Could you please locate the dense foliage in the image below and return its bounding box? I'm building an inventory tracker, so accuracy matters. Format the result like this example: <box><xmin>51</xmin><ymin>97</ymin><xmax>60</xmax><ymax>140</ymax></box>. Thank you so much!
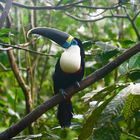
<box><xmin>0</xmin><ymin>0</ymin><xmax>140</xmax><ymax>139</ymax></box>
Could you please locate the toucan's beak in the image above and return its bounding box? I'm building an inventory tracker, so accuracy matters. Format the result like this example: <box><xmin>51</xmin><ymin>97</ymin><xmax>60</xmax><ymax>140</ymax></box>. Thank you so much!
<box><xmin>27</xmin><ymin>27</ymin><xmax>74</xmax><ymax>48</ymax></box>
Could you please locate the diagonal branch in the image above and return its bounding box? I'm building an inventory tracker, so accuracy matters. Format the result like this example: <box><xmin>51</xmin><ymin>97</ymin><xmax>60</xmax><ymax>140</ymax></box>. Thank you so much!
<box><xmin>7</xmin><ymin>49</ymin><xmax>32</xmax><ymax>114</ymax></box>
<box><xmin>0</xmin><ymin>42</ymin><xmax>140</xmax><ymax>139</ymax></box>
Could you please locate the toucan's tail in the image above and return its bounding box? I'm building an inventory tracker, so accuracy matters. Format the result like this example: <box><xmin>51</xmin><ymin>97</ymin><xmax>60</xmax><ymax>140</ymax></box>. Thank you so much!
<box><xmin>57</xmin><ymin>100</ymin><xmax>73</xmax><ymax>127</ymax></box>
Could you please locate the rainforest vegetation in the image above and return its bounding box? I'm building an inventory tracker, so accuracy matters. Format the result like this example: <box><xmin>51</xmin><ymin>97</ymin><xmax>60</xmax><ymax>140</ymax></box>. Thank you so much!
<box><xmin>0</xmin><ymin>0</ymin><xmax>140</xmax><ymax>140</ymax></box>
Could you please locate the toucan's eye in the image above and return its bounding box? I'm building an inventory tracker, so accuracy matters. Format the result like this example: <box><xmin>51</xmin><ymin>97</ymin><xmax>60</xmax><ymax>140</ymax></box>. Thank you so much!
<box><xmin>71</xmin><ymin>39</ymin><xmax>78</xmax><ymax>45</ymax></box>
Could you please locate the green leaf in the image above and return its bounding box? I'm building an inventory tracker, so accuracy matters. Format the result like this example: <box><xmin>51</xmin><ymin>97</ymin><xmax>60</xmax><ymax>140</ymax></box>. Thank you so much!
<box><xmin>96</xmin><ymin>49</ymin><xmax>119</xmax><ymax>64</ymax></box>
<box><xmin>119</xmin><ymin>62</ymin><xmax>129</xmax><ymax>75</ymax></box>
<box><xmin>128</xmin><ymin>70</ymin><xmax>140</xmax><ymax>81</ymax></box>
<box><xmin>78</xmin><ymin>95</ymin><xmax>115</xmax><ymax>140</ymax></box>
<box><xmin>0</xmin><ymin>52</ymin><xmax>9</xmax><ymax>67</ymax></box>
<box><xmin>122</xmin><ymin>83</ymin><xmax>140</xmax><ymax>119</ymax></box>
<box><xmin>95</xmin><ymin>41</ymin><xmax>118</xmax><ymax>51</ymax></box>
<box><xmin>82</xmin><ymin>40</ymin><xmax>95</xmax><ymax>48</ymax></box>
<box><xmin>0</xmin><ymin>28</ymin><xmax>10</xmax><ymax>43</ymax></box>
<box><xmin>0</xmin><ymin>28</ymin><xmax>10</xmax><ymax>37</ymax></box>
<box><xmin>123</xmin><ymin>94</ymin><xmax>140</xmax><ymax>119</ymax></box>
<box><xmin>128</xmin><ymin>52</ymin><xmax>140</xmax><ymax>69</ymax></box>
<box><xmin>81</xmin><ymin>84</ymin><xmax>136</xmax><ymax>140</ymax></box>
<box><xmin>119</xmin><ymin>39</ymin><xmax>136</xmax><ymax>48</ymax></box>
<box><xmin>82</xmin><ymin>83</ymin><xmax>126</xmax><ymax>102</ymax></box>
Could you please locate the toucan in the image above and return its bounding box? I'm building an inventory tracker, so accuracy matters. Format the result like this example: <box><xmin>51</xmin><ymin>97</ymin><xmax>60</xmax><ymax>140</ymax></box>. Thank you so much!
<box><xmin>27</xmin><ymin>27</ymin><xmax>85</xmax><ymax>127</ymax></box>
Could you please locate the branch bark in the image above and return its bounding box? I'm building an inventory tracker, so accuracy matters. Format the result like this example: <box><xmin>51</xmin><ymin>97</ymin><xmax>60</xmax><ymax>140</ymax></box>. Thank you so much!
<box><xmin>7</xmin><ymin>49</ymin><xmax>32</xmax><ymax>114</ymax></box>
<box><xmin>7</xmin><ymin>49</ymin><xmax>34</xmax><ymax>134</ymax></box>
<box><xmin>0</xmin><ymin>42</ymin><xmax>52</xmax><ymax>57</ymax></box>
<box><xmin>65</xmin><ymin>12</ymin><xmax>128</xmax><ymax>22</ymax></box>
<box><xmin>0</xmin><ymin>43</ymin><xmax>140</xmax><ymax>139</ymax></box>
<box><xmin>0</xmin><ymin>0</ymin><xmax>12</xmax><ymax>28</ymax></box>
<box><xmin>0</xmin><ymin>0</ymin><xmax>85</xmax><ymax>10</ymax></box>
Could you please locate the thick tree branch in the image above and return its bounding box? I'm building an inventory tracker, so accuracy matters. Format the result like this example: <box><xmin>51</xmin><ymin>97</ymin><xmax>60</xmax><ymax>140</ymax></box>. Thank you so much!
<box><xmin>0</xmin><ymin>0</ymin><xmax>12</xmax><ymax>28</ymax></box>
<box><xmin>0</xmin><ymin>43</ymin><xmax>140</xmax><ymax>139</ymax></box>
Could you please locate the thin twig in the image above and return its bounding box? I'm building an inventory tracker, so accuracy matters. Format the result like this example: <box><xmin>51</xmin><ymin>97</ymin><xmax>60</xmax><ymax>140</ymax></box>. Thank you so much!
<box><xmin>65</xmin><ymin>12</ymin><xmax>127</xmax><ymax>22</ymax></box>
<box><xmin>122</xmin><ymin>131</ymin><xmax>140</xmax><ymax>140</ymax></box>
<box><xmin>0</xmin><ymin>47</ymin><xmax>12</xmax><ymax>51</ymax></box>
<box><xmin>0</xmin><ymin>43</ymin><xmax>54</xmax><ymax>57</ymax></box>
<box><xmin>18</xmin><ymin>38</ymin><xmax>38</xmax><ymax>48</ymax></box>
<box><xmin>123</xmin><ymin>6</ymin><xmax>140</xmax><ymax>41</ymax></box>
<box><xmin>133</xmin><ymin>10</ymin><xmax>140</xmax><ymax>21</ymax></box>
<box><xmin>0</xmin><ymin>0</ymin><xmax>86</xmax><ymax>10</ymax></box>
<box><xmin>74</xmin><ymin>3</ymin><xmax>120</xmax><ymax>10</ymax></box>
<box><xmin>0</xmin><ymin>62</ymin><xmax>11</xmax><ymax>71</ymax></box>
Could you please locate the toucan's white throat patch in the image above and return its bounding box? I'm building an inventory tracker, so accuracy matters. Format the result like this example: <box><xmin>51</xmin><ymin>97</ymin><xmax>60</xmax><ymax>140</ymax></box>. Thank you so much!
<box><xmin>60</xmin><ymin>45</ymin><xmax>81</xmax><ymax>73</ymax></box>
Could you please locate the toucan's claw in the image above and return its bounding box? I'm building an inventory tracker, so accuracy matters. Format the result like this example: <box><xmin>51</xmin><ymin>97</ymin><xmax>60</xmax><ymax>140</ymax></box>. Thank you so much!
<box><xmin>59</xmin><ymin>89</ymin><xmax>68</xmax><ymax>99</ymax></box>
<box><xmin>75</xmin><ymin>81</ymin><xmax>80</xmax><ymax>88</ymax></box>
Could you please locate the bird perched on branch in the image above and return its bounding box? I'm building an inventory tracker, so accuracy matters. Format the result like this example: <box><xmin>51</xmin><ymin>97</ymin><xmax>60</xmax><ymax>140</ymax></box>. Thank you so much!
<box><xmin>27</xmin><ymin>27</ymin><xmax>85</xmax><ymax>127</ymax></box>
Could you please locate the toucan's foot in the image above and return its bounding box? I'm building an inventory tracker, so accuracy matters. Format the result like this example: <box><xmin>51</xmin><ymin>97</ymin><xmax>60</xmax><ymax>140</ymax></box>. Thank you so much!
<box><xmin>59</xmin><ymin>89</ymin><xmax>68</xmax><ymax>99</ymax></box>
<box><xmin>75</xmin><ymin>81</ymin><xmax>80</xmax><ymax>88</ymax></box>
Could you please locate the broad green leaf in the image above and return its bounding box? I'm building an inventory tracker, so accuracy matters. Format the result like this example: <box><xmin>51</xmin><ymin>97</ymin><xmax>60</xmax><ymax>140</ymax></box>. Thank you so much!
<box><xmin>128</xmin><ymin>70</ymin><xmax>140</xmax><ymax>81</ymax></box>
<box><xmin>89</xmin><ymin>86</ymin><xmax>130</xmax><ymax>140</ymax></box>
<box><xmin>96</xmin><ymin>49</ymin><xmax>119</xmax><ymax>64</ymax></box>
<box><xmin>0</xmin><ymin>28</ymin><xmax>10</xmax><ymax>36</ymax></box>
<box><xmin>81</xmin><ymin>83</ymin><xmax>136</xmax><ymax>140</ymax></box>
<box><xmin>95</xmin><ymin>41</ymin><xmax>118</xmax><ymax>51</ymax></box>
<box><xmin>128</xmin><ymin>52</ymin><xmax>140</xmax><ymax>69</ymax></box>
<box><xmin>0</xmin><ymin>52</ymin><xmax>9</xmax><ymax>66</ymax></box>
<box><xmin>122</xmin><ymin>83</ymin><xmax>140</xmax><ymax>119</ymax></box>
<box><xmin>119</xmin><ymin>62</ymin><xmax>129</xmax><ymax>75</ymax></box>
<box><xmin>78</xmin><ymin>95</ymin><xmax>115</xmax><ymax>140</ymax></box>
<box><xmin>0</xmin><ymin>28</ymin><xmax>10</xmax><ymax>43</ymax></box>
<box><xmin>119</xmin><ymin>39</ymin><xmax>136</xmax><ymax>48</ymax></box>
<box><xmin>82</xmin><ymin>40</ymin><xmax>95</xmax><ymax>48</ymax></box>
<box><xmin>82</xmin><ymin>83</ymin><xmax>126</xmax><ymax>102</ymax></box>
<box><xmin>123</xmin><ymin>94</ymin><xmax>140</xmax><ymax>119</ymax></box>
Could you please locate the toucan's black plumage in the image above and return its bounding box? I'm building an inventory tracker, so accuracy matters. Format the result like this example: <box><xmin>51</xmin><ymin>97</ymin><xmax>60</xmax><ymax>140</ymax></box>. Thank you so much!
<box><xmin>53</xmin><ymin>38</ymin><xmax>85</xmax><ymax>127</ymax></box>
<box><xmin>27</xmin><ymin>27</ymin><xmax>85</xmax><ymax>127</ymax></box>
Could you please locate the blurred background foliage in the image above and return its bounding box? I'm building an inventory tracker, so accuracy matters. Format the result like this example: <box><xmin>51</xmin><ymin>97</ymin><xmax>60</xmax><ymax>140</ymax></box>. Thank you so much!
<box><xmin>0</xmin><ymin>0</ymin><xmax>140</xmax><ymax>139</ymax></box>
